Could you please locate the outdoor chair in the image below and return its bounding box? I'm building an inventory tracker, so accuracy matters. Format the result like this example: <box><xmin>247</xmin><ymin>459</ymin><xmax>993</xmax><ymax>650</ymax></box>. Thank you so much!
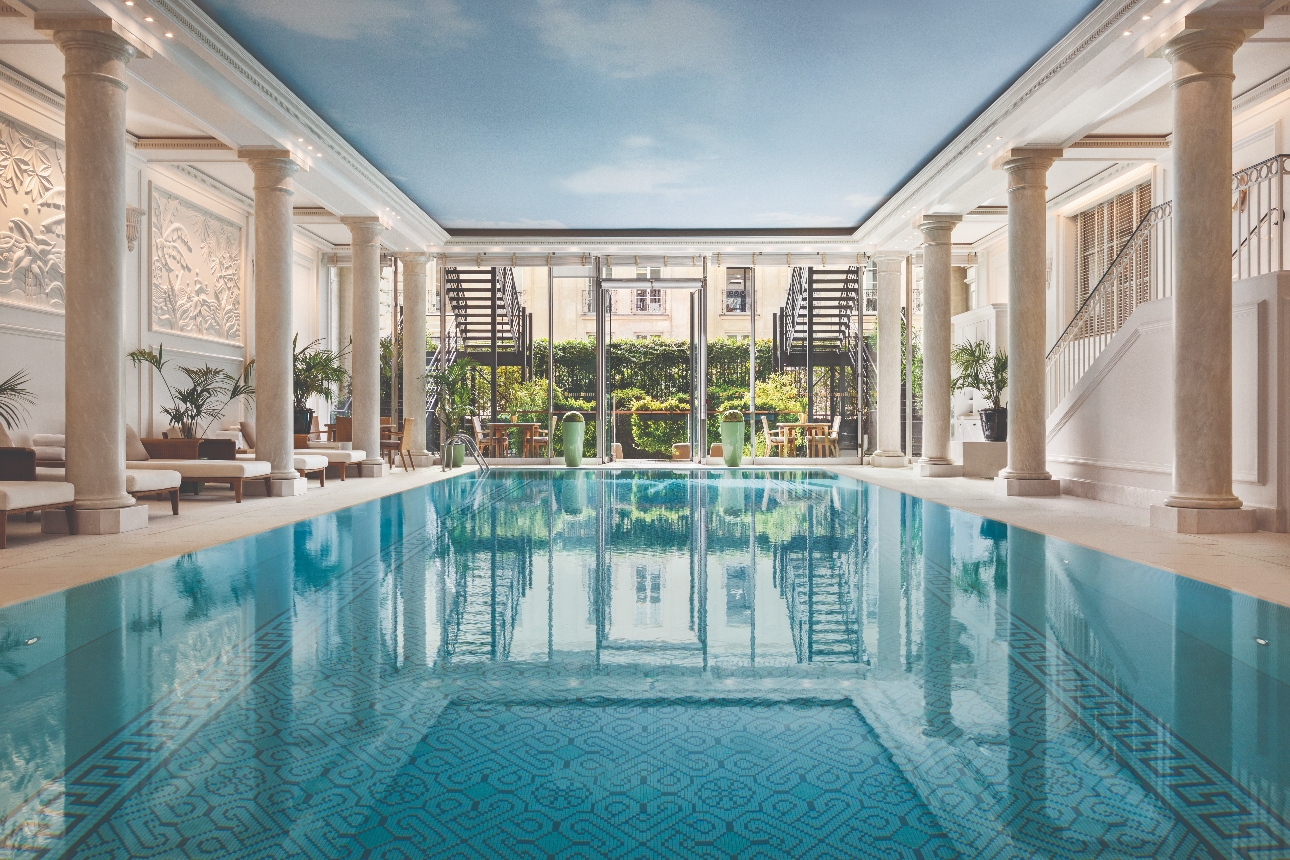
<box><xmin>524</xmin><ymin>420</ymin><xmax>551</xmax><ymax>458</ymax></box>
<box><xmin>802</xmin><ymin>423</ymin><xmax>830</xmax><ymax>458</ymax></box>
<box><xmin>762</xmin><ymin>416</ymin><xmax>790</xmax><ymax>457</ymax></box>
<box><xmin>472</xmin><ymin>416</ymin><xmax>503</xmax><ymax>457</ymax></box>
<box><xmin>381</xmin><ymin>418</ymin><xmax>416</xmax><ymax>471</ymax></box>
<box><xmin>808</xmin><ymin>416</ymin><xmax>842</xmax><ymax>458</ymax></box>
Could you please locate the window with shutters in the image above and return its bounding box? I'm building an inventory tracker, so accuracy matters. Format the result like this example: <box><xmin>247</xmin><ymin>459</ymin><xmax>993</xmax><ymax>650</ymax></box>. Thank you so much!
<box><xmin>1074</xmin><ymin>182</ymin><xmax>1153</xmax><ymax>309</ymax></box>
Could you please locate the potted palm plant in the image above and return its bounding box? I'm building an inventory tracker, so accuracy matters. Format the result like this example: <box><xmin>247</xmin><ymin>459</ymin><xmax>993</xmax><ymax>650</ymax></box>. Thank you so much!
<box><xmin>0</xmin><ymin>368</ymin><xmax>35</xmax><ymax>433</ymax></box>
<box><xmin>426</xmin><ymin>357</ymin><xmax>476</xmax><ymax>468</ymax></box>
<box><xmin>129</xmin><ymin>346</ymin><xmax>255</xmax><ymax>440</ymax></box>
<box><xmin>951</xmin><ymin>339</ymin><xmax>1009</xmax><ymax>442</ymax></box>
<box><xmin>293</xmin><ymin>336</ymin><xmax>349</xmax><ymax>435</ymax></box>
<box><xmin>720</xmin><ymin>409</ymin><xmax>745</xmax><ymax>466</ymax></box>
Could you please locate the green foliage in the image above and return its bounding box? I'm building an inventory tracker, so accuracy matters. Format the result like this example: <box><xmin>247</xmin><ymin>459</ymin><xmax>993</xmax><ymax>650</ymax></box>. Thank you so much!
<box><xmin>951</xmin><ymin>339</ymin><xmax>1008</xmax><ymax>409</ymax></box>
<box><xmin>129</xmin><ymin>345</ymin><xmax>254</xmax><ymax>439</ymax></box>
<box><xmin>426</xmin><ymin>358</ymin><xmax>477</xmax><ymax>436</ymax></box>
<box><xmin>721</xmin><ymin>409</ymin><xmax>743</xmax><ymax>423</ymax></box>
<box><xmin>618</xmin><ymin>390</ymin><xmax>688</xmax><ymax>455</ymax></box>
<box><xmin>562</xmin><ymin>412</ymin><xmax>584</xmax><ymax>423</ymax></box>
<box><xmin>292</xmin><ymin>335</ymin><xmax>348</xmax><ymax>411</ymax></box>
<box><xmin>0</xmin><ymin>367</ymin><xmax>35</xmax><ymax>430</ymax></box>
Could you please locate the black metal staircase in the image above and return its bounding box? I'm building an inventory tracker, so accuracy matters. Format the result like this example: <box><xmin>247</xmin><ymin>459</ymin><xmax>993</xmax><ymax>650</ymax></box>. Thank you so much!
<box><xmin>771</xmin><ymin>266</ymin><xmax>863</xmax><ymax>442</ymax></box>
<box><xmin>444</xmin><ymin>267</ymin><xmax>533</xmax><ymax>375</ymax></box>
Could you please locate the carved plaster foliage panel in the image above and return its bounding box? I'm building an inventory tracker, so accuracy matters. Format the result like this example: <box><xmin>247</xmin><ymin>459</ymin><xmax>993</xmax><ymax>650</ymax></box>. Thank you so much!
<box><xmin>0</xmin><ymin>110</ymin><xmax>64</xmax><ymax>313</ymax></box>
<box><xmin>149</xmin><ymin>183</ymin><xmax>244</xmax><ymax>345</ymax></box>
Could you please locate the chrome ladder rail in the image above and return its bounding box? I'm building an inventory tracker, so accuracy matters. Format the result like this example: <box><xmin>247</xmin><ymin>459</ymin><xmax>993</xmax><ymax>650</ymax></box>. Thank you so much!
<box><xmin>444</xmin><ymin>432</ymin><xmax>490</xmax><ymax>475</ymax></box>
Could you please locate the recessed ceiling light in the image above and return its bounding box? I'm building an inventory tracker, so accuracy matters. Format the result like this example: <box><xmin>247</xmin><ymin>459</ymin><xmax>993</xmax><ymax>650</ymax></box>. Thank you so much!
<box><xmin>164</xmin><ymin>32</ymin><xmax>173</xmax><ymax>37</ymax></box>
<box><xmin>125</xmin><ymin>1</ymin><xmax>133</xmax><ymax>5</ymax></box>
<box><xmin>1123</xmin><ymin>30</ymin><xmax>1132</xmax><ymax>36</ymax></box>
<box><xmin>306</xmin><ymin>145</ymin><xmax>313</xmax><ymax>150</ymax></box>
<box><xmin>1142</xmin><ymin>14</ymin><xmax>1151</xmax><ymax>19</ymax></box>
<box><xmin>977</xmin><ymin>151</ymin><xmax>984</xmax><ymax>155</ymax></box>
<box><xmin>144</xmin><ymin>15</ymin><xmax>153</xmax><ymax>21</ymax></box>
<box><xmin>996</xmin><ymin>136</ymin><xmax>1002</xmax><ymax>141</ymax></box>
<box><xmin>297</xmin><ymin>137</ymin><xmax>304</xmax><ymax>142</ymax></box>
<box><xmin>986</xmin><ymin>144</ymin><xmax>992</xmax><ymax>149</ymax></box>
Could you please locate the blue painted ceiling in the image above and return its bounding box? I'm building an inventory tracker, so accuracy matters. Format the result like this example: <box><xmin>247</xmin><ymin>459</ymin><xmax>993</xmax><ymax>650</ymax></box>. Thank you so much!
<box><xmin>192</xmin><ymin>0</ymin><xmax>1103</xmax><ymax>231</ymax></box>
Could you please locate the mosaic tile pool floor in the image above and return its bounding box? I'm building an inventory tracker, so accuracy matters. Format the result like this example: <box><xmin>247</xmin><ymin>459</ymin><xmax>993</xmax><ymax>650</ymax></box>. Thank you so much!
<box><xmin>0</xmin><ymin>469</ymin><xmax>1287</xmax><ymax>858</ymax></box>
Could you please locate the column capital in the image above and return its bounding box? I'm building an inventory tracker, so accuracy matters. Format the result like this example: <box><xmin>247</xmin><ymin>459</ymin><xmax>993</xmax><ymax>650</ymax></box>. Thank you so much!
<box><xmin>992</xmin><ymin>147</ymin><xmax>1062</xmax><ymax>176</ymax></box>
<box><xmin>395</xmin><ymin>251</ymin><xmax>431</xmax><ymax>271</ymax></box>
<box><xmin>37</xmin><ymin>16</ymin><xmax>151</xmax><ymax>59</ymax></box>
<box><xmin>1148</xmin><ymin>11</ymin><xmax>1262</xmax><ymax>64</ymax></box>
<box><xmin>916</xmin><ymin>214</ymin><xmax>962</xmax><ymax>243</ymax></box>
<box><xmin>238</xmin><ymin>148</ymin><xmax>299</xmax><ymax>190</ymax></box>
<box><xmin>873</xmin><ymin>251</ymin><xmax>906</xmax><ymax>272</ymax></box>
<box><xmin>341</xmin><ymin>216</ymin><xmax>385</xmax><ymax>245</ymax></box>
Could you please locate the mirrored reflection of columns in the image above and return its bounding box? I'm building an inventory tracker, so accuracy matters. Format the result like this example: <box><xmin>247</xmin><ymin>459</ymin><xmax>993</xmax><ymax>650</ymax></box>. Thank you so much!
<box><xmin>1174</xmin><ymin>581</ymin><xmax>1233</xmax><ymax>773</ymax></box>
<box><xmin>341</xmin><ymin>217</ymin><xmax>386</xmax><ymax>476</ymax></box>
<box><xmin>1151</xmin><ymin>12</ymin><xmax>1262</xmax><ymax>534</ymax></box>
<box><xmin>45</xmin><ymin>23</ymin><xmax>147</xmax><ymax>534</ymax></box>
<box><xmin>915</xmin><ymin>215</ymin><xmax>963</xmax><ymax>477</ymax></box>
<box><xmin>1006</xmin><ymin>525</ymin><xmax>1048</xmax><ymax>834</ymax></box>
<box><xmin>872</xmin><ymin>253</ymin><xmax>907</xmax><ymax>467</ymax></box>
<box><xmin>64</xmin><ymin>580</ymin><xmax>125</xmax><ymax>765</ymax></box>
<box><xmin>401</xmin><ymin>492</ymin><xmax>428</xmax><ymax>669</ymax></box>
<box><xmin>876</xmin><ymin>487</ymin><xmax>902</xmax><ymax>671</ymax></box>
<box><xmin>253</xmin><ymin>527</ymin><xmax>294</xmax><ymax>822</ymax></box>
<box><xmin>994</xmin><ymin>148</ymin><xmax>1062</xmax><ymax>497</ymax></box>
<box><xmin>336</xmin><ymin>262</ymin><xmax>353</xmax><ymax>399</ymax></box>
<box><xmin>921</xmin><ymin>500</ymin><xmax>958</xmax><ymax>738</ymax></box>
<box><xmin>241</xmin><ymin>149</ymin><xmax>304</xmax><ymax>495</ymax></box>
<box><xmin>397</xmin><ymin>253</ymin><xmax>432</xmax><ymax>467</ymax></box>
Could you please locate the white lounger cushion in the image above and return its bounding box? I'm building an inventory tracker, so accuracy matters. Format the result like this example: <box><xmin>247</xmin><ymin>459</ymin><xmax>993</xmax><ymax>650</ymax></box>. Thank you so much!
<box><xmin>37</xmin><ymin>468</ymin><xmax>182</xmax><ymax>493</ymax></box>
<box><xmin>294</xmin><ymin>454</ymin><xmax>328</xmax><ymax>471</ymax></box>
<box><xmin>0</xmin><ymin>481</ymin><xmax>73</xmax><ymax>510</ymax></box>
<box><xmin>295</xmin><ymin>449</ymin><xmax>366</xmax><ymax>464</ymax></box>
<box><xmin>131</xmin><ymin>459</ymin><xmax>271</xmax><ymax>479</ymax></box>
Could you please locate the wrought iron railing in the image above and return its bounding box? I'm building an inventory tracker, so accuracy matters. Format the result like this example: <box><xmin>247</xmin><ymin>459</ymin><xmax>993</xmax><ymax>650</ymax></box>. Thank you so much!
<box><xmin>1233</xmin><ymin>154</ymin><xmax>1289</xmax><ymax>280</ymax></box>
<box><xmin>1046</xmin><ymin>202</ymin><xmax>1172</xmax><ymax>413</ymax></box>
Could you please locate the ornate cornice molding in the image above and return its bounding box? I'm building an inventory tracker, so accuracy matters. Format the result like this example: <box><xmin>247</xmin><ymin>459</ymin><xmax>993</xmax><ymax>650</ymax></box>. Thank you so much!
<box><xmin>134</xmin><ymin>137</ymin><xmax>231</xmax><ymax>151</ymax></box>
<box><xmin>150</xmin><ymin>0</ymin><xmax>447</xmax><ymax>244</ymax></box>
<box><xmin>0</xmin><ymin>58</ymin><xmax>63</xmax><ymax>111</ymax></box>
<box><xmin>165</xmin><ymin>163</ymin><xmax>253</xmax><ymax>209</ymax></box>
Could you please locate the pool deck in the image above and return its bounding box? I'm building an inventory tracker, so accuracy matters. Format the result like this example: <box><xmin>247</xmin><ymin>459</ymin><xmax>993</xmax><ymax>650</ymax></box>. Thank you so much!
<box><xmin>0</xmin><ymin>465</ymin><xmax>465</xmax><ymax>608</ymax></box>
<box><xmin>0</xmin><ymin>462</ymin><xmax>1287</xmax><ymax>611</ymax></box>
<box><xmin>835</xmin><ymin>465</ymin><xmax>1290</xmax><ymax>608</ymax></box>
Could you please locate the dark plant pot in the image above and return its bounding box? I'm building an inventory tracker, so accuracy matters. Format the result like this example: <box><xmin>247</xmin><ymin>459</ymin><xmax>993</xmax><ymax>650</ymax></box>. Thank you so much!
<box><xmin>979</xmin><ymin>407</ymin><xmax>1008</xmax><ymax>442</ymax></box>
<box><xmin>293</xmin><ymin>408</ymin><xmax>314</xmax><ymax>436</ymax></box>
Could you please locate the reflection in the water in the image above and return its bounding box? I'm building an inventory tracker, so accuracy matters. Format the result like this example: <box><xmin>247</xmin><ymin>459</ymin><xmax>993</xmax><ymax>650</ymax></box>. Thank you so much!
<box><xmin>0</xmin><ymin>469</ymin><xmax>1287</xmax><ymax>859</ymax></box>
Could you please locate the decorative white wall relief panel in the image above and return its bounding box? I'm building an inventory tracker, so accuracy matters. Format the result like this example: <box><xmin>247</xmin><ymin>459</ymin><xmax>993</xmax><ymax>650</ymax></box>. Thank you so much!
<box><xmin>150</xmin><ymin>185</ymin><xmax>243</xmax><ymax>344</ymax></box>
<box><xmin>0</xmin><ymin>114</ymin><xmax>65</xmax><ymax>311</ymax></box>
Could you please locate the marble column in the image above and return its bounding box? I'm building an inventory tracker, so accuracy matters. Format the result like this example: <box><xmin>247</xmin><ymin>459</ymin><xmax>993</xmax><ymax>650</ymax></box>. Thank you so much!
<box><xmin>342</xmin><ymin>217</ymin><xmax>385</xmax><ymax>476</ymax></box>
<box><xmin>45</xmin><ymin>23</ymin><xmax>147</xmax><ymax>535</ymax></box>
<box><xmin>336</xmin><ymin>263</ymin><xmax>353</xmax><ymax>400</ymax></box>
<box><xmin>871</xmin><ymin>253</ymin><xmax>906</xmax><ymax>467</ymax></box>
<box><xmin>1150</xmin><ymin>12</ymin><xmax>1262</xmax><ymax>534</ymax></box>
<box><xmin>915</xmin><ymin>214</ymin><xmax>963</xmax><ymax>477</ymax></box>
<box><xmin>397</xmin><ymin>252</ymin><xmax>432</xmax><ymax>467</ymax></box>
<box><xmin>240</xmin><ymin>149</ymin><xmax>305</xmax><ymax>496</ymax></box>
<box><xmin>993</xmin><ymin>148</ymin><xmax>1062</xmax><ymax>497</ymax></box>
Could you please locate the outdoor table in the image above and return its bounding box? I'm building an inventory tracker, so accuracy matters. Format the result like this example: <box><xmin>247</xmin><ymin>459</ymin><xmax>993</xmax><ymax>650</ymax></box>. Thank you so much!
<box><xmin>487</xmin><ymin>422</ymin><xmax>541</xmax><ymax>457</ymax></box>
<box><xmin>775</xmin><ymin>421</ymin><xmax>830</xmax><ymax>457</ymax></box>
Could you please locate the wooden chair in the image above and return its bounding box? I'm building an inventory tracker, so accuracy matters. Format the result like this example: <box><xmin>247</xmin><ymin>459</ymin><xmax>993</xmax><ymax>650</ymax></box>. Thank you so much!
<box><xmin>802</xmin><ymin>423</ymin><xmax>831</xmax><ymax>458</ymax></box>
<box><xmin>762</xmin><ymin>416</ymin><xmax>790</xmax><ymax>457</ymax></box>
<box><xmin>309</xmin><ymin>415</ymin><xmax>324</xmax><ymax>441</ymax></box>
<box><xmin>524</xmin><ymin>421</ymin><xmax>551</xmax><ymax>458</ymax></box>
<box><xmin>809</xmin><ymin>416</ymin><xmax>841</xmax><ymax>458</ymax></box>
<box><xmin>472</xmin><ymin>416</ymin><xmax>501</xmax><ymax>457</ymax></box>
<box><xmin>379</xmin><ymin>417</ymin><xmax>415</xmax><ymax>471</ymax></box>
<box><xmin>333</xmin><ymin>417</ymin><xmax>352</xmax><ymax>444</ymax></box>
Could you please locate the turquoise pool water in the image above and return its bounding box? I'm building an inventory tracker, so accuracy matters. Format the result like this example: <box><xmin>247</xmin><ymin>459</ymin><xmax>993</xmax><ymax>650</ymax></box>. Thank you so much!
<box><xmin>0</xmin><ymin>469</ymin><xmax>1286</xmax><ymax>858</ymax></box>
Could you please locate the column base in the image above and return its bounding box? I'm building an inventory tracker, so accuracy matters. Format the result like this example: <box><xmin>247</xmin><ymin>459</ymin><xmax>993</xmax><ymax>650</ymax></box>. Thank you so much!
<box><xmin>269</xmin><ymin>476</ymin><xmax>308</xmax><ymax>497</ymax></box>
<box><xmin>1150</xmin><ymin>505</ymin><xmax>1257</xmax><ymax>534</ymax></box>
<box><xmin>358</xmin><ymin>462</ymin><xmax>387</xmax><ymax>478</ymax></box>
<box><xmin>411</xmin><ymin>452</ymin><xmax>435</xmax><ymax>468</ymax></box>
<box><xmin>869</xmin><ymin>453</ymin><xmax>908</xmax><ymax>468</ymax></box>
<box><xmin>43</xmin><ymin>504</ymin><xmax>150</xmax><ymax>536</ymax></box>
<box><xmin>914</xmin><ymin>462</ymin><xmax>962</xmax><ymax>478</ymax></box>
<box><xmin>995</xmin><ymin>477</ymin><xmax>1061</xmax><ymax>497</ymax></box>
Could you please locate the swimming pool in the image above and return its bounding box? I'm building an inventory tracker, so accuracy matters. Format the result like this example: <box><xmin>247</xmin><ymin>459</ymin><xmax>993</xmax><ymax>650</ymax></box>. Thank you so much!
<box><xmin>0</xmin><ymin>469</ymin><xmax>1286</xmax><ymax>858</ymax></box>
